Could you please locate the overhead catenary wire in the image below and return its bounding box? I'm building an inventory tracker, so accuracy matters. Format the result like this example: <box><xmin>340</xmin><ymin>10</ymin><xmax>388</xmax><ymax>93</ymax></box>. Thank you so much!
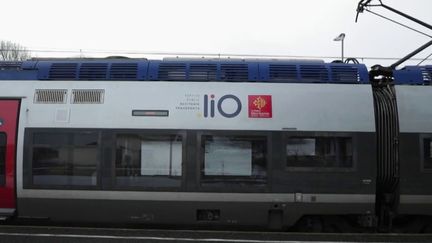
<box><xmin>365</xmin><ymin>9</ymin><xmax>432</xmax><ymax>38</ymax></box>
<box><xmin>417</xmin><ymin>52</ymin><xmax>432</xmax><ymax>66</ymax></box>
<box><xmin>1</xmin><ymin>48</ymin><xmax>431</xmax><ymax>65</ymax></box>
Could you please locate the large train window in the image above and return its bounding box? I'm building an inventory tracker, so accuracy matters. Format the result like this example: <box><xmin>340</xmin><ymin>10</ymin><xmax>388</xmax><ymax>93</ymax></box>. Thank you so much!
<box><xmin>423</xmin><ymin>138</ymin><xmax>432</xmax><ymax>170</ymax></box>
<box><xmin>31</xmin><ymin>131</ymin><xmax>99</xmax><ymax>187</ymax></box>
<box><xmin>286</xmin><ymin>136</ymin><xmax>353</xmax><ymax>169</ymax></box>
<box><xmin>0</xmin><ymin>133</ymin><xmax>5</xmax><ymax>186</ymax></box>
<box><xmin>201</xmin><ymin>135</ymin><xmax>267</xmax><ymax>181</ymax></box>
<box><xmin>115</xmin><ymin>133</ymin><xmax>183</xmax><ymax>188</ymax></box>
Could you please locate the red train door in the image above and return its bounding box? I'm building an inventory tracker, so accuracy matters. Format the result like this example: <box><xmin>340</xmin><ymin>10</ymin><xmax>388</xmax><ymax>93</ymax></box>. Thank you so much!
<box><xmin>0</xmin><ymin>100</ymin><xmax>20</xmax><ymax>218</ymax></box>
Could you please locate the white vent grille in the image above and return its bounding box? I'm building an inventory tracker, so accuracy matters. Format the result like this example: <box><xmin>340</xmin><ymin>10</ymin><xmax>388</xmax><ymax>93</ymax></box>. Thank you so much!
<box><xmin>72</xmin><ymin>89</ymin><xmax>105</xmax><ymax>104</ymax></box>
<box><xmin>34</xmin><ymin>89</ymin><xmax>68</xmax><ymax>104</ymax></box>
<box><xmin>422</xmin><ymin>68</ymin><xmax>432</xmax><ymax>84</ymax></box>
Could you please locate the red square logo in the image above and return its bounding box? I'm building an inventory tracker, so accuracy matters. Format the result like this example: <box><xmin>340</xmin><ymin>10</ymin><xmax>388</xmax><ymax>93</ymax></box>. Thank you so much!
<box><xmin>248</xmin><ymin>95</ymin><xmax>272</xmax><ymax>118</ymax></box>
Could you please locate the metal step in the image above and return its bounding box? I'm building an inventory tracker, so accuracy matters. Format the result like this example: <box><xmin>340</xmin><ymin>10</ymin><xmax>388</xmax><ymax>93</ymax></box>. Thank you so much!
<box><xmin>0</xmin><ymin>208</ymin><xmax>15</xmax><ymax>221</ymax></box>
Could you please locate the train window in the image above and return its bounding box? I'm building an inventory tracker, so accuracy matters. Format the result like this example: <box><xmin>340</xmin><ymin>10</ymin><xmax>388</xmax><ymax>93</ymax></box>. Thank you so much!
<box><xmin>286</xmin><ymin>137</ymin><xmax>353</xmax><ymax>169</ymax></box>
<box><xmin>115</xmin><ymin>134</ymin><xmax>183</xmax><ymax>188</ymax></box>
<box><xmin>423</xmin><ymin>138</ymin><xmax>432</xmax><ymax>170</ymax></box>
<box><xmin>0</xmin><ymin>133</ymin><xmax>5</xmax><ymax>186</ymax></box>
<box><xmin>201</xmin><ymin>135</ymin><xmax>267</xmax><ymax>180</ymax></box>
<box><xmin>31</xmin><ymin>131</ymin><xmax>99</xmax><ymax>187</ymax></box>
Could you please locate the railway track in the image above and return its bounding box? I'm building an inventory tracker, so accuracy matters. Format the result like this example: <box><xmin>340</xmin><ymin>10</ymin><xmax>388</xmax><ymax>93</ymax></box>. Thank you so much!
<box><xmin>0</xmin><ymin>224</ymin><xmax>431</xmax><ymax>243</ymax></box>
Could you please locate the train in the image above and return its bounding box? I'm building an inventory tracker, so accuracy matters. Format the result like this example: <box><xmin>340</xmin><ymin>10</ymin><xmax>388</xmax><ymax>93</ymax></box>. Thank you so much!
<box><xmin>0</xmin><ymin>57</ymin><xmax>431</xmax><ymax>232</ymax></box>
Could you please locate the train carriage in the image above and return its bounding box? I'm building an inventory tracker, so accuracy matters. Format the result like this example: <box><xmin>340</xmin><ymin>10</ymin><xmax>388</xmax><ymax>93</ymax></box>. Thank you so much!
<box><xmin>0</xmin><ymin>59</ymin><xmax>431</xmax><ymax>231</ymax></box>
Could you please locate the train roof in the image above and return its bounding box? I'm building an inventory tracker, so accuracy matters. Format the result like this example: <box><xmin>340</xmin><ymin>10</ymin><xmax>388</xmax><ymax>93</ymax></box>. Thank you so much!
<box><xmin>0</xmin><ymin>59</ymin><xmax>430</xmax><ymax>84</ymax></box>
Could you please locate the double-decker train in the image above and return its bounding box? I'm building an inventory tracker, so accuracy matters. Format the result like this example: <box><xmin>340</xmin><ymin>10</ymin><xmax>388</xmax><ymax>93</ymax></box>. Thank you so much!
<box><xmin>0</xmin><ymin>58</ymin><xmax>431</xmax><ymax>232</ymax></box>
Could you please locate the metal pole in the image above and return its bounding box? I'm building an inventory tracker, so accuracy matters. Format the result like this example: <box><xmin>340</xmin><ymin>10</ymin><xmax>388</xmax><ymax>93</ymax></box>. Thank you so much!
<box><xmin>342</xmin><ymin>39</ymin><xmax>344</xmax><ymax>62</ymax></box>
<box><xmin>333</xmin><ymin>33</ymin><xmax>345</xmax><ymax>62</ymax></box>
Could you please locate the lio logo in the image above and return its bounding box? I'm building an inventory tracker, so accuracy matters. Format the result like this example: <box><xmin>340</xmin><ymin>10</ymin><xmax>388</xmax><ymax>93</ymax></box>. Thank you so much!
<box><xmin>203</xmin><ymin>94</ymin><xmax>242</xmax><ymax>118</ymax></box>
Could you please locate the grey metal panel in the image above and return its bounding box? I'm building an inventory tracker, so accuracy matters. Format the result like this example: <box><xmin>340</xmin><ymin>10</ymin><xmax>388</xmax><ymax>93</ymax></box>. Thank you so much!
<box><xmin>399</xmin><ymin>195</ymin><xmax>432</xmax><ymax>215</ymax></box>
<box><xmin>400</xmin><ymin>194</ymin><xmax>432</xmax><ymax>204</ymax></box>
<box><xmin>17</xmin><ymin>198</ymin><xmax>374</xmax><ymax>227</ymax></box>
<box><xmin>0</xmin><ymin>81</ymin><xmax>375</xmax><ymax>132</ymax></box>
<box><xmin>0</xmin><ymin>208</ymin><xmax>15</xmax><ymax>214</ymax></box>
<box><xmin>5</xmin><ymin>81</ymin><xmax>376</xmax><ymax>200</ymax></box>
<box><xmin>300</xmin><ymin>193</ymin><xmax>374</xmax><ymax>204</ymax></box>
<box><xmin>397</xmin><ymin>86</ymin><xmax>432</xmax><ymax>133</ymax></box>
<box><xmin>18</xmin><ymin>190</ymin><xmax>375</xmax><ymax>203</ymax></box>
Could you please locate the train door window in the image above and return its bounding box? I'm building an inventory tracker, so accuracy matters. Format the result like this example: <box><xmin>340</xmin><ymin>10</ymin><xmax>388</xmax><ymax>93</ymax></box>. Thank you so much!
<box><xmin>115</xmin><ymin>133</ymin><xmax>183</xmax><ymax>188</ymax></box>
<box><xmin>286</xmin><ymin>136</ymin><xmax>353</xmax><ymax>170</ymax></box>
<box><xmin>31</xmin><ymin>131</ymin><xmax>99</xmax><ymax>187</ymax></box>
<box><xmin>0</xmin><ymin>133</ymin><xmax>6</xmax><ymax>186</ymax></box>
<box><xmin>423</xmin><ymin>138</ymin><xmax>432</xmax><ymax>170</ymax></box>
<box><xmin>201</xmin><ymin>135</ymin><xmax>267</xmax><ymax>182</ymax></box>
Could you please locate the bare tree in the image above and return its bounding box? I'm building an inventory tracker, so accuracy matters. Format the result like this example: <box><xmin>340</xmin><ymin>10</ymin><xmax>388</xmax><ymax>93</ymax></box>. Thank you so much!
<box><xmin>0</xmin><ymin>40</ymin><xmax>31</xmax><ymax>61</ymax></box>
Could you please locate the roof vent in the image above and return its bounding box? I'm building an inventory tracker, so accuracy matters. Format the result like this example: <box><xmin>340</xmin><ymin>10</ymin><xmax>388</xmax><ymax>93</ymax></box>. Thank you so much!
<box><xmin>78</xmin><ymin>63</ymin><xmax>108</xmax><ymax>80</ymax></box>
<box><xmin>331</xmin><ymin>66</ymin><xmax>360</xmax><ymax>83</ymax></box>
<box><xmin>220</xmin><ymin>64</ymin><xmax>248</xmax><ymax>81</ymax></box>
<box><xmin>34</xmin><ymin>89</ymin><xmax>68</xmax><ymax>104</ymax></box>
<box><xmin>109</xmin><ymin>63</ymin><xmax>138</xmax><ymax>80</ymax></box>
<box><xmin>299</xmin><ymin>65</ymin><xmax>329</xmax><ymax>82</ymax></box>
<box><xmin>71</xmin><ymin>89</ymin><xmax>104</xmax><ymax>104</ymax></box>
<box><xmin>269</xmin><ymin>64</ymin><xmax>298</xmax><ymax>82</ymax></box>
<box><xmin>421</xmin><ymin>67</ymin><xmax>432</xmax><ymax>85</ymax></box>
<box><xmin>158</xmin><ymin>63</ymin><xmax>187</xmax><ymax>81</ymax></box>
<box><xmin>48</xmin><ymin>63</ymin><xmax>77</xmax><ymax>80</ymax></box>
<box><xmin>0</xmin><ymin>62</ymin><xmax>22</xmax><ymax>70</ymax></box>
<box><xmin>189</xmin><ymin>64</ymin><xmax>217</xmax><ymax>81</ymax></box>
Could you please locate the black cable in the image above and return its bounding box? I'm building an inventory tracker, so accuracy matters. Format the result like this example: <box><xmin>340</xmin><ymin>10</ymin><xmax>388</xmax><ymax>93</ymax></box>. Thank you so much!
<box><xmin>344</xmin><ymin>58</ymin><xmax>360</xmax><ymax>64</ymax></box>
<box><xmin>365</xmin><ymin>9</ymin><xmax>432</xmax><ymax>38</ymax></box>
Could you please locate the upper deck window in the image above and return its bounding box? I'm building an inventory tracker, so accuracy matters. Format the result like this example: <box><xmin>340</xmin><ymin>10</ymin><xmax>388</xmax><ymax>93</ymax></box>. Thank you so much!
<box><xmin>286</xmin><ymin>137</ymin><xmax>353</xmax><ymax>169</ymax></box>
<box><xmin>115</xmin><ymin>133</ymin><xmax>183</xmax><ymax>188</ymax></box>
<box><xmin>31</xmin><ymin>131</ymin><xmax>99</xmax><ymax>187</ymax></box>
<box><xmin>201</xmin><ymin>135</ymin><xmax>267</xmax><ymax>182</ymax></box>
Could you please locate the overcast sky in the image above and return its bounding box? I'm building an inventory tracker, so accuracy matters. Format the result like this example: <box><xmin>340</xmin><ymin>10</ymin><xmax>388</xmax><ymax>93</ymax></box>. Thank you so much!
<box><xmin>1</xmin><ymin>0</ymin><xmax>431</xmax><ymax>67</ymax></box>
